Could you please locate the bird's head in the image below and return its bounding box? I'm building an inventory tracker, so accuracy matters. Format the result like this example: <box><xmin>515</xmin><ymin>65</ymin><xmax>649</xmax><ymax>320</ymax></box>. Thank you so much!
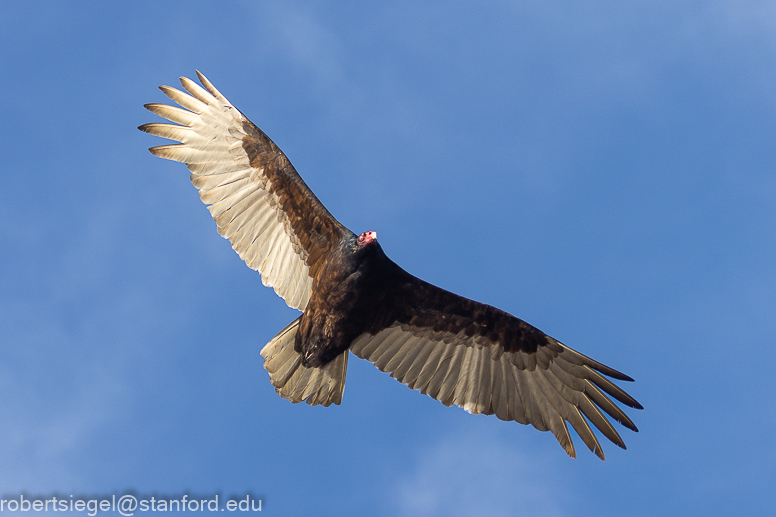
<box><xmin>356</xmin><ymin>231</ymin><xmax>377</xmax><ymax>247</ymax></box>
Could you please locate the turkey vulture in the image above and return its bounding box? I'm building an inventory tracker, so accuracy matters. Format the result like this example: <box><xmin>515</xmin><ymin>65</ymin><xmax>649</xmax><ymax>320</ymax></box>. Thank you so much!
<box><xmin>139</xmin><ymin>71</ymin><xmax>642</xmax><ymax>460</ymax></box>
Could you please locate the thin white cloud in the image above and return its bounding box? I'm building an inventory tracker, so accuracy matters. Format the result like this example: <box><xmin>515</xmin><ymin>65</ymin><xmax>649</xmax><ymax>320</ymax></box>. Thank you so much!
<box><xmin>0</xmin><ymin>195</ymin><xmax>172</xmax><ymax>489</ymax></box>
<box><xmin>391</xmin><ymin>431</ymin><xmax>568</xmax><ymax>517</ymax></box>
<box><xmin>241</xmin><ymin>1</ymin><xmax>349</xmax><ymax>94</ymax></box>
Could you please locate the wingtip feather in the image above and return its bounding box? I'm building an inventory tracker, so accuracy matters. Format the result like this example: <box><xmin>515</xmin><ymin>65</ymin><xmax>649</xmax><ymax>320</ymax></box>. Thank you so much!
<box><xmin>194</xmin><ymin>70</ymin><xmax>230</xmax><ymax>104</ymax></box>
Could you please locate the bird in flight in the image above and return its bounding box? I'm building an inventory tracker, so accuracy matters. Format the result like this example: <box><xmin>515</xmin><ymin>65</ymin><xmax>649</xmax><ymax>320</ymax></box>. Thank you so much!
<box><xmin>139</xmin><ymin>72</ymin><xmax>642</xmax><ymax>460</ymax></box>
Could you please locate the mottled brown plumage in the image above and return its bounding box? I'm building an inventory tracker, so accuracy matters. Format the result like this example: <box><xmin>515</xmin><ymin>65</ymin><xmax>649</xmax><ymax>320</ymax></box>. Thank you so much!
<box><xmin>140</xmin><ymin>71</ymin><xmax>642</xmax><ymax>459</ymax></box>
<box><xmin>239</xmin><ymin>119</ymin><xmax>350</xmax><ymax>282</ymax></box>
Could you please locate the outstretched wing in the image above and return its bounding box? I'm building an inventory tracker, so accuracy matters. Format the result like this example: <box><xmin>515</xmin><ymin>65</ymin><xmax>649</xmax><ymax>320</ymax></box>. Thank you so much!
<box><xmin>350</xmin><ymin>268</ymin><xmax>642</xmax><ymax>460</ymax></box>
<box><xmin>139</xmin><ymin>71</ymin><xmax>352</xmax><ymax>311</ymax></box>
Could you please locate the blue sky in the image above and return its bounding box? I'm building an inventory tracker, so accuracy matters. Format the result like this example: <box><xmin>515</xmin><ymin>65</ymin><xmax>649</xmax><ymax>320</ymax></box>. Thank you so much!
<box><xmin>2</xmin><ymin>1</ymin><xmax>775</xmax><ymax>515</ymax></box>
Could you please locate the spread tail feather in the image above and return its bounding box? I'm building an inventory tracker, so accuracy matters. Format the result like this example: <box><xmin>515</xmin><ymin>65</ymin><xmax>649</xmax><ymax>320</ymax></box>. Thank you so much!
<box><xmin>260</xmin><ymin>317</ymin><xmax>348</xmax><ymax>406</ymax></box>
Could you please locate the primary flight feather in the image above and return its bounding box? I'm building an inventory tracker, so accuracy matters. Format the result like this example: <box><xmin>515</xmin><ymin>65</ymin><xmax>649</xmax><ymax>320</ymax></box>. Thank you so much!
<box><xmin>139</xmin><ymin>71</ymin><xmax>642</xmax><ymax>460</ymax></box>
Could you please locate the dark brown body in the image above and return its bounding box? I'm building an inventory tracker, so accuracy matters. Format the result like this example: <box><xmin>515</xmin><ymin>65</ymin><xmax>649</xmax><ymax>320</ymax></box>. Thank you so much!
<box><xmin>297</xmin><ymin>237</ymin><xmax>391</xmax><ymax>367</ymax></box>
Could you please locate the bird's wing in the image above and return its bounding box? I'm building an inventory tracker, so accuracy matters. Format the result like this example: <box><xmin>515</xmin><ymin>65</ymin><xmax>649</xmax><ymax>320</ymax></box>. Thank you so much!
<box><xmin>139</xmin><ymin>72</ymin><xmax>351</xmax><ymax>311</ymax></box>
<box><xmin>350</xmin><ymin>269</ymin><xmax>642</xmax><ymax>460</ymax></box>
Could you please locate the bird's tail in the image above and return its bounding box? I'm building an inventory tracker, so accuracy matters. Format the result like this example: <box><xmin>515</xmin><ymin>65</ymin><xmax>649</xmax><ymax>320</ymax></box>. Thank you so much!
<box><xmin>260</xmin><ymin>317</ymin><xmax>348</xmax><ymax>406</ymax></box>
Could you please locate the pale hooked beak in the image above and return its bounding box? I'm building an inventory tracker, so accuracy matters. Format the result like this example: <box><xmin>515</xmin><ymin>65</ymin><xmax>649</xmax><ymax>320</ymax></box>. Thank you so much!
<box><xmin>357</xmin><ymin>231</ymin><xmax>377</xmax><ymax>246</ymax></box>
